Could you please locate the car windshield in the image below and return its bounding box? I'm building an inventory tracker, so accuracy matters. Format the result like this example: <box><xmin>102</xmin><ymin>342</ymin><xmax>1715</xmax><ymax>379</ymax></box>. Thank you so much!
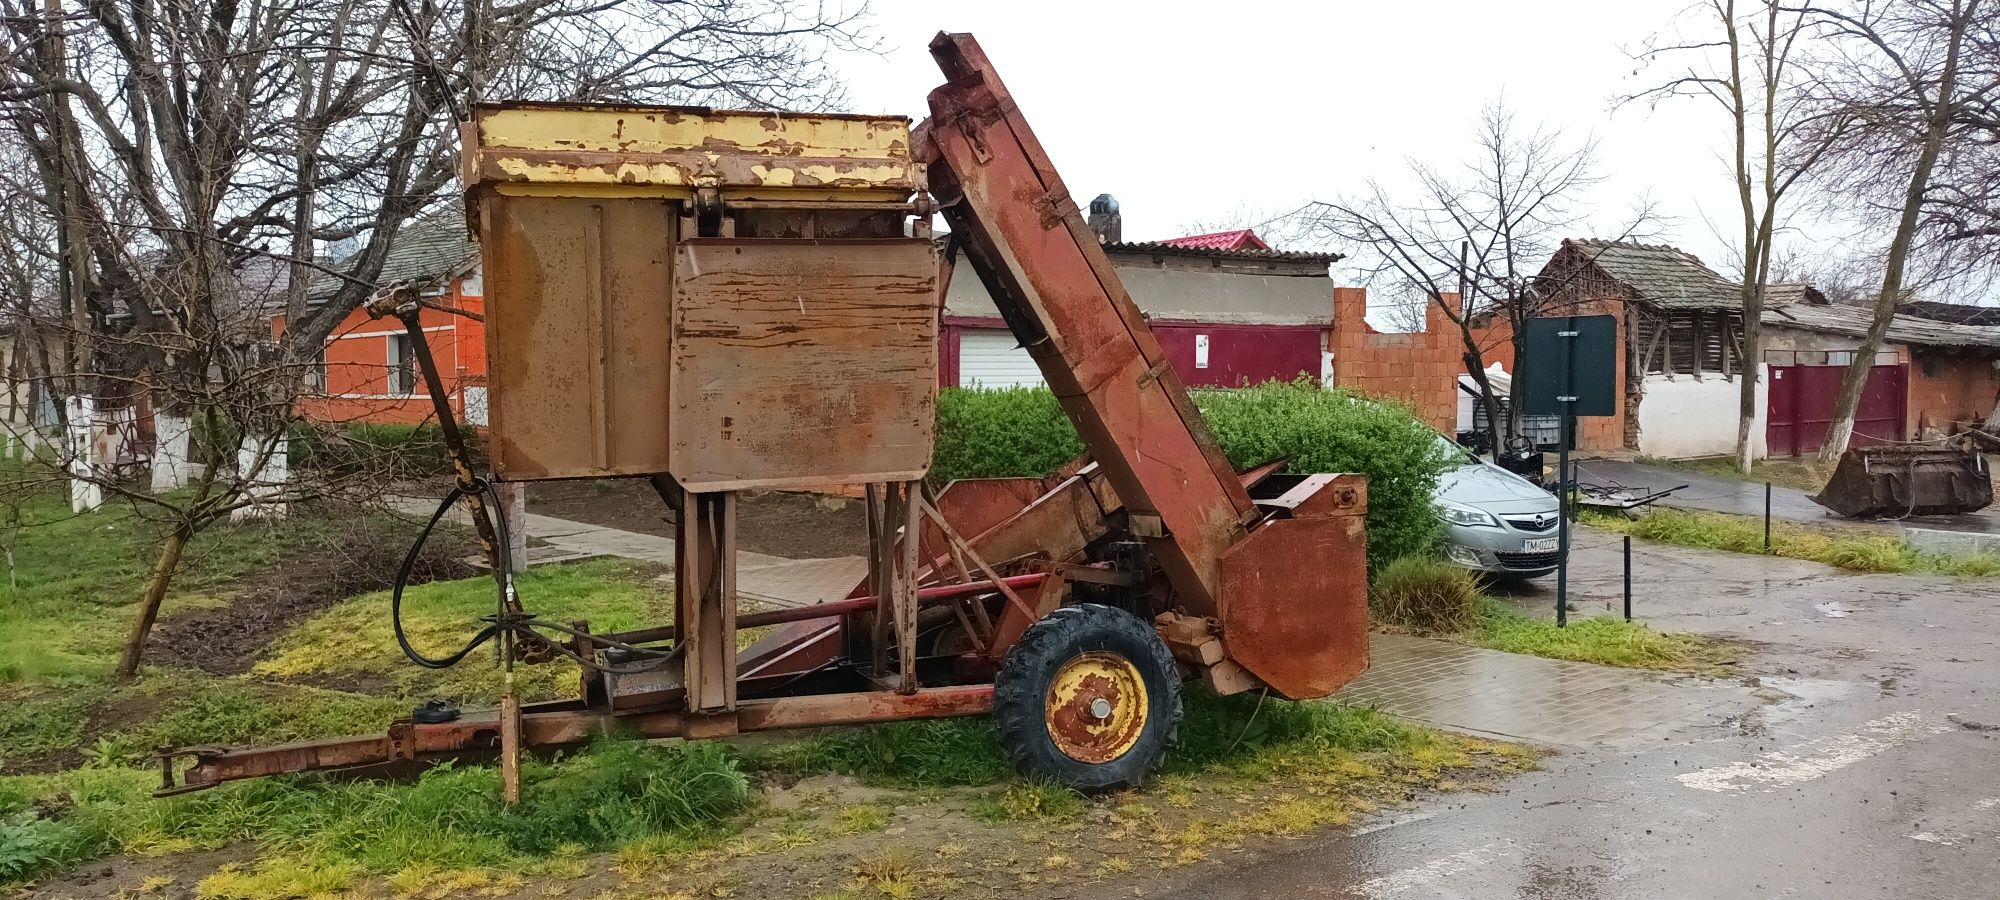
<box><xmin>1431</xmin><ymin>431</ymin><xmax>1480</xmax><ymax>468</ymax></box>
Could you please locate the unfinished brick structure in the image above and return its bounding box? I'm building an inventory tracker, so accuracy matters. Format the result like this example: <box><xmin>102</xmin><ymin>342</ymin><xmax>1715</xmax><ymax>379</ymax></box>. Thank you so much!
<box><xmin>1330</xmin><ymin>287</ymin><xmax>1463</xmax><ymax>430</ymax></box>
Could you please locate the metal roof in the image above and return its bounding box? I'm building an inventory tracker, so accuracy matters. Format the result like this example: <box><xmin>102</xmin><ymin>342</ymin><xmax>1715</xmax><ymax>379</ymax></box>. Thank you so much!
<box><xmin>1103</xmin><ymin>239</ymin><xmax>1342</xmax><ymax>264</ymax></box>
<box><xmin>1762</xmin><ymin>303</ymin><xmax>2000</xmax><ymax>351</ymax></box>
<box><xmin>1562</xmin><ymin>238</ymin><xmax>1742</xmax><ymax>311</ymax></box>
<box><xmin>305</xmin><ymin>209</ymin><xmax>476</xmax><ymax>305</ymax></box>
<box><xmin>1158</xmin><ymin>229</ymin><xmax>1271</xmax><ymax>252</ymax></box>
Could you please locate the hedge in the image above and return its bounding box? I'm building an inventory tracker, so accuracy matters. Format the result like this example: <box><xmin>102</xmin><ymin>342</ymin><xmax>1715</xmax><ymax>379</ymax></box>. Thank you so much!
<box><xmin>289</xmin><ymin>421</ymin><xmax>484</xmax><ymax>478</ymax></box>
<box><xmin>931</xmin><ymin>381</ymin><xmax>1452</xmax><ymax>572</ymax></box>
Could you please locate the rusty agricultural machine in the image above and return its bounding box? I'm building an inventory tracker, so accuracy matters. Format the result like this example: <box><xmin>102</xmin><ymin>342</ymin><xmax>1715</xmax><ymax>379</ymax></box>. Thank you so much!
<box><xmin>159</xmin><ymin>33</ymin><xmax>1371</xmax><ymax>797</ymax></box>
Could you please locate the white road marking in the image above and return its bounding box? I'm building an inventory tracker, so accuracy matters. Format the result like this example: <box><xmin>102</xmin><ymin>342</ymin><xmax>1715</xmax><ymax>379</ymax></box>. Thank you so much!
<box><xmin>1975</xmin><ymin>797</ymin><xmax>2000</xmax><ymax>811</ymax></box>
<box><xmin>1357</xmin><ymin>842</ymin><xmax>1501</xmax><ymax>897</ymax></box>
<box><xmin>1677</xmin><ymin>712</ymin><xmax>1953</xmax><ymax>793</ymax></box>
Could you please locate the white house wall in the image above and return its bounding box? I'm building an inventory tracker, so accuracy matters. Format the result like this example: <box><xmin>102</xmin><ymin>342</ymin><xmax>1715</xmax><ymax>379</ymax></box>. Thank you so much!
<box><xmin>1635</xmin><ymin>365</ymin><xmax>1768</xmax><ymax>459</ymax></box>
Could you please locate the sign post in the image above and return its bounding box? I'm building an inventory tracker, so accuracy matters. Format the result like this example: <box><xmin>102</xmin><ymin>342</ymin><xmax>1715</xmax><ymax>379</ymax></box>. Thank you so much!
<box><xmin>1521</xmin><ymin>315</ymin><xmax>1617</xmax><ymax>627</ymax></box>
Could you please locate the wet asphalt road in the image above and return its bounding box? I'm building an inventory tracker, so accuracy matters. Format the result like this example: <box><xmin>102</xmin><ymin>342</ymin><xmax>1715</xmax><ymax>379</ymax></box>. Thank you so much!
<box><xmin>1159</xmin><ymin>530</ymin><xmax>2000</xmax><ymax>899</ymax></box>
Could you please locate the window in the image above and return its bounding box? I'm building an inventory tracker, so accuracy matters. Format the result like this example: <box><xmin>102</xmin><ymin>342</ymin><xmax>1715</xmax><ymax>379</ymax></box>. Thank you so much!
<box><xmin>304</xmin><ymin>348</ymin><xmax>327</xmax><ymax>393</ymax></box>
<box><xmin>387</xmin><ymin>335</ymin><xmax>416</xmax><ymax>395</ymax></box>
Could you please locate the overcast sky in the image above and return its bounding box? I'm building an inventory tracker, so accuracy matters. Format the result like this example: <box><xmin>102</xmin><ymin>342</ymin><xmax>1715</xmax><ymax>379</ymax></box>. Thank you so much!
<box><xmin>836</xmin><ymin>0</ymin><xmax>1832</xmax><ymax>297</ymax></box>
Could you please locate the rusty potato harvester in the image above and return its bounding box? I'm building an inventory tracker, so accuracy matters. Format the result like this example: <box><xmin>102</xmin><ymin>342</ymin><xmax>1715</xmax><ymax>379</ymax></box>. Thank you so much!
<box><xmin>158</xmin><ymin>33</ymin><xmax>1372</xmax><ymax>797</ymax></box>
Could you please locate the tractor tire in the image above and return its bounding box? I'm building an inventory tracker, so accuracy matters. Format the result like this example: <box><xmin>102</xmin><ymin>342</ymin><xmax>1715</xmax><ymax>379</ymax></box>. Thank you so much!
<box><xmin>992</xmin><ymin>603</ymin><xmax>1181</xmax><ymax>792</ymax></box>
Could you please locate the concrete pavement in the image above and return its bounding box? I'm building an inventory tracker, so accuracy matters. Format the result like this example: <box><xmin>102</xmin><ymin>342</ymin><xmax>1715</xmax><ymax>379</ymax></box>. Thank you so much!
<box><xmin>1161</xmin><ymin>530</ymin><xmax>2000</xmax><ymax>900</ymax></box>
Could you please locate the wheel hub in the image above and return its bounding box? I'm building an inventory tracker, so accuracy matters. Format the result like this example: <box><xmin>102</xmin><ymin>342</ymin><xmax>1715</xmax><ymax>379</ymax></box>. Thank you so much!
<box><xmin>1045</xmin><ymin>651</ymin><xmax>1149</xmax><ymax>764</ymax></box>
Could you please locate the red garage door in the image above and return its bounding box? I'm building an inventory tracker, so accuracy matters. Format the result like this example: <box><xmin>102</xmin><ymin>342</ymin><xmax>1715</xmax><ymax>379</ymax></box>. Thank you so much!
<box><xmin>1766</xmin><ymin>363</ymin><xmax>1907</xmax><ymax>457</ymax></box>
<box><xmin>1152</xmin><ymin>324</ymin><xmax>1324</xmax><ymax>388</ymax></box>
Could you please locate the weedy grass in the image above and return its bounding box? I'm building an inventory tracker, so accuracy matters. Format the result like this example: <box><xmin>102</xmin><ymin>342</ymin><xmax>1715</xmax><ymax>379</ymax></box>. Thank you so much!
<box><xmin>1581</xmin><ymin>506</ymin><xmax>2000</xmax><ymax>576</ymax></box>
<box><xmin>1464</xmin><ymin>599</ymin><xmax>1740</xmax><ymax>674</ymax></box>
<box><xmin>255</xmin><ymin>558</ymin><xmax>668</xmax><ymax>704</ymax></box>
<box><xmin>0</xmin><ymin>738</ymin><xmax>748</xmax><ymax>890</ymax></box>
<box><xmin>1369</xmin><ymin>556</ymin><xmax>1482</xmax><ymax>633</ymax></box>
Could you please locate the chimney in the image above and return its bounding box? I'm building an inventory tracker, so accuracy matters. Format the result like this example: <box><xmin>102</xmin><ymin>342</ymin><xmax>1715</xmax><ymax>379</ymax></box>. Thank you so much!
<box><xmin>1086</xmin><ymin>193</ymin><xmax>1121</xmax><ymax>244</ymax></box>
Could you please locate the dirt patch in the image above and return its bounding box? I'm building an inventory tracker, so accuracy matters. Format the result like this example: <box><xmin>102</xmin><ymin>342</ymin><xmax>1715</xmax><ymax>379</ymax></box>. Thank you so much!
<box><xmin>152</xmin><ymin>519</ymin><xmax>477</xmax><ymax>675</ymax></box>
<box><xmin>528</xmin><ymin>479</ymin><xmax>868</xmax><ymax>559</ymax></box>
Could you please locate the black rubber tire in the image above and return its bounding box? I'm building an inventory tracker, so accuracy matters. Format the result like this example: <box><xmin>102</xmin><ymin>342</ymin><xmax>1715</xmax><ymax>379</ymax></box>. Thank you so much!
<box><xmin>992</xmin><ymin>603</ymin><xmax>1181</xmax><ymax>792</ymax></box>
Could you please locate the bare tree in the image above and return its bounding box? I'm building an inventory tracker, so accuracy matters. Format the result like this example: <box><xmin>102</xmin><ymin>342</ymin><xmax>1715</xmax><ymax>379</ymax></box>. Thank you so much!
<box><xmin>1292</xmin><ymin>102</ymin><xmax>1649</xmax><ymax>454</ymax></box>
<box><xmin>1630</xmin><ymin>0</ymin><xmax>1853</xmax><ymax>473</ymax></box>
<box><xmin>1801</xmin><ymin>0</ymin><xmax>1991</xmax><ymax>459</ymax></box>
<box><xmin>0</xmin><ymin>0</ymin><xmax>871</xmax><ymax>676</ymax></box>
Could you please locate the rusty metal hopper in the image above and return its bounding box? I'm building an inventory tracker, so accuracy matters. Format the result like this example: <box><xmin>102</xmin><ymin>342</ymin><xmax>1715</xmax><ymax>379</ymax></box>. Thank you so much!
<box><xmin>1810</xmin><ymin>445</ymin><xmax>1993</xmax><ymax>518</ymax></box>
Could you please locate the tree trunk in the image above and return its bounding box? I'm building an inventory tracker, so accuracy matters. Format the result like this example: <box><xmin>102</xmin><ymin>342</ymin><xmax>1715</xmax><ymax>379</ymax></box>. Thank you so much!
<box><xmin>1818</xmin><ymin>1</ymin><xmax>1972</xmax><ymax>462</ymax></box>
<box><xmin>117</xmin><ymin>522</ymin><xmax>192</xmax><ymax>678</ymax></box>
<box><xmin>1736</xmin><ymin>311</ymin><xmax>1762</xmax><ymax>473</ymax></box>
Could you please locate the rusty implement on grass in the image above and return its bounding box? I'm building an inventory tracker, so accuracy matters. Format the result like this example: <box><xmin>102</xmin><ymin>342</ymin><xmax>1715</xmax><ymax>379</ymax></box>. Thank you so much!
<box><xmin>1811</xmin><ymin>444</ymin><xmax>1993</xmax><ymax>518</ymax></box>
<box><xmin>159</xmin><ymin>34</ymin><xmax>1372</xmax><ymax>799</ymax></box>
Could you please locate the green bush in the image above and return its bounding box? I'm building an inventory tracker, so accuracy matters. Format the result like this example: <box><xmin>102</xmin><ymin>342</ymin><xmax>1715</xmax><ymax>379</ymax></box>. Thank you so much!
<box><xmin>931</xmin><ymin>387</ymin><xmax>1084</xmax><ymax>483</ymax></box>
<box><xmin>932</xmin><ymin>381</ymin><xmax>1452</xmax><ymax>571</ymax></box>
<box><xmin>1368</xmin><ymin>556</ymin><xmax>1481</xmax><ymax>634</ymax></box>
<box><xmin>1197</xmin><ymin>382</ymin><xmax>1453</xmax><ymax>571</ymax></box>
<box><xmin>289</xmin><ymin>421</ymin><xmax>484</xmax><ymax>478</ymax></box>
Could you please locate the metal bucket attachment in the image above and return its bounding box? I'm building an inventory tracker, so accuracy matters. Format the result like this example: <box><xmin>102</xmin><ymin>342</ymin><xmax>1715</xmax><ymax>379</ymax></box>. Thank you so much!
<box><xmin>1810</xmin><ymin>445</ymin><xmax>1993</xmax><ymax>518</ymax></box>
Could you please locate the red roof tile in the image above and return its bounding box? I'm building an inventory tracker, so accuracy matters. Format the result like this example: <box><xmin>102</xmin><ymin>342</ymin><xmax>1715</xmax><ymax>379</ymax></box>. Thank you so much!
<box><xmin>1159</xmin><ymin>229</ymin><xmax>1271</xmax><ymax>251</ymax></box>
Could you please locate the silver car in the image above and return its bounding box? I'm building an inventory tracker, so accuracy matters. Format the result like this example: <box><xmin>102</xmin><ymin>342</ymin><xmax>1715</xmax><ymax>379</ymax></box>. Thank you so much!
<box><xmin>1432</xmin><ymin>437</ymin><xmax>1563</xmax><ymax>581</ymax></box>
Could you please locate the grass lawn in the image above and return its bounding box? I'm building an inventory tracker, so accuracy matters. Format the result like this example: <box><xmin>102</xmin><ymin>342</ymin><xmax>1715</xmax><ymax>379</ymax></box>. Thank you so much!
<box><xmin>0</xmin><ymin>486</ymin><xmax>309</xmax><ymax>683</ymax></box>
<box><xmin>1581</xmin><ymin>506</ymin><xmax>2000</xmax><ymax>576</ymax></box>
<box><xmin>256</xmin><ymin>558</ymin><xmax>669</xmax><ymax>705</ymax></box>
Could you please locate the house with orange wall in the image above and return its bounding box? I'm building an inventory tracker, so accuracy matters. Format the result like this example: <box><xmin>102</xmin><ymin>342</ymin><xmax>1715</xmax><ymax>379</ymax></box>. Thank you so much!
<box><xmin>292</xmin><ymin>214</ymin><xmax>489</xmax><ymax>426</ymax></box>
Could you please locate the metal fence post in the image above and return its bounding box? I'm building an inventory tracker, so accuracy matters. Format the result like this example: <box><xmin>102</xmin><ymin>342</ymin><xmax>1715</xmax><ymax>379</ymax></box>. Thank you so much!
<box><xmin>1622</xmin><ymin>535</ymin><xmax>1632</xmax><ymax>622</ymax></box>
<box><xmin>1764</xmin><ymin>481</ymin><xmax>1772</xmax><ymax>553</ymax></box>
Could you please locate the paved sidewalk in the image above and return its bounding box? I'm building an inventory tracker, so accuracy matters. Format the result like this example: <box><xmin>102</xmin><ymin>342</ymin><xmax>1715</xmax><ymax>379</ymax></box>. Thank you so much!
<box><xmin>1334</xmin><ymin>633</ymin><xmax>1768</xmax><ymax>748</ymax></box>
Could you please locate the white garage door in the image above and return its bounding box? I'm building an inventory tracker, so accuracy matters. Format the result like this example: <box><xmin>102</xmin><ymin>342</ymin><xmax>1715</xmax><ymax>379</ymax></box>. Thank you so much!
<box><xmin>958</xmin><ymin>329</ymin><xmax>1044</xmax><ymax>388</ymax></box>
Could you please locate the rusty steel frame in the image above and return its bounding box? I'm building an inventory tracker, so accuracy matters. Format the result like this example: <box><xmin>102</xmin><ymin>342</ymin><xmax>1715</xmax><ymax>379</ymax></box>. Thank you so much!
<box><xmin>156</xmin><ymin>34</ymin><xmax>1376</xmax><ymax>797</ymax></box>
<box><xmin>915</xmin><ymin>33</ymin><xmax>1254</xmax><ymax>620</ymax></box>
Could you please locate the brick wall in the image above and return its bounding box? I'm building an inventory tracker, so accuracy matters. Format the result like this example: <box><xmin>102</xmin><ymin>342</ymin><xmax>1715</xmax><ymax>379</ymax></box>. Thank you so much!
<box><xmin>1906</xmin><ymin>349</ymin><xmax>2000</xmax><ymax>439</ymax></box>
<box><xmin>1453</xmin><ymin>298</ymin><xmax>1629</xmax><ymax>452</ymax></box>
<box><xmin>1330</xmin><ymin>287</ymin><xmax>1461</xmax><ymax>430</ymax></box>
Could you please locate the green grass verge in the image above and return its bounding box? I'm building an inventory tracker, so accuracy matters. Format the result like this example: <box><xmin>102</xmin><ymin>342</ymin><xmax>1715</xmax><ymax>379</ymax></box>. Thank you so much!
<box><xmin>255</xmin><ymin>558</ymin><xmax>669</xmax><ymax>704</ymax></box>
<box><xmin>1582</xmin><ymin>506</ymin><xmax>2000</xmax><ymax>576</ymax></box>
<box><xmin>0</xmin><ymin>672</ymin><xmax>404</xmax><ymax>772</ymax></box>
<box><xmin>1463</xmin><ymin>599</ymin><xmax>1740</xmax><ymax>673</ymax></box>
<box><xmin>0</xmin><ymin>737</ymin><xmax>748</xmax><ymax>890</ymax></box>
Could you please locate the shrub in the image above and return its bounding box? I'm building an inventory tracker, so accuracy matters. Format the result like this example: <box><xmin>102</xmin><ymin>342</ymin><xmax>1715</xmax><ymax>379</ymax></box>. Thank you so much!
<box><xmin>289</xmin><ymin>421</ymin><xmax>484</xmax><ymax>479</ymax></box>
<box><xmin>931</xmin><ymin>387</ymin><xmax>1084</xmax><ymax>483</ymax></box>
<box><xmin>932</xmin><ymin>381</ymin><xmax>1453</xmax><ymax>571</ymax></box>
<box><xmin>1197</xmin><ymin>381</ymin><xmax>1453</xmax><ymax>571</ymax></box>
<box><xmin>1368</xmin><ymin>556</ymin><xmax>1481</xmax><ymax>634</ymax></box>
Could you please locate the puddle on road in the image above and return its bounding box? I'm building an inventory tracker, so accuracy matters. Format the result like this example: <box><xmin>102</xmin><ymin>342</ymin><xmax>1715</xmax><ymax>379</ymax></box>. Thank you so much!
<box><xmin>1815</xmin><ymin>601</ymin><xmax>1851</xmax><ymax>618</ymax></box>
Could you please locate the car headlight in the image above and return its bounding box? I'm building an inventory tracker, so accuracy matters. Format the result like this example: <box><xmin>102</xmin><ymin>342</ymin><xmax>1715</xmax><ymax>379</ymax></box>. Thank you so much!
<box><xmin>1433</xmin><ymin>499</ymin><xmax>1501</xmax><ymax>528</ymax></box>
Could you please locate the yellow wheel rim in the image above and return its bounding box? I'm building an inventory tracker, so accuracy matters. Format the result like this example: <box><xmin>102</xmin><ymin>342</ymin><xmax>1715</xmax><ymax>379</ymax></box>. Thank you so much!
<box><xmin>1044</xmin><ymin>651</ymin><xmax>1149</xmax><ymax>764</ymax></box>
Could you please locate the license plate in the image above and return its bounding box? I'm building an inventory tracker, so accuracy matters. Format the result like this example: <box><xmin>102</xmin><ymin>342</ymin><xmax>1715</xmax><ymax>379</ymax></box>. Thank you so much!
<box><xmin>1522</xmin><ymin>538</ymin><xmax>1560</xmax><ymax>553</ymax></box>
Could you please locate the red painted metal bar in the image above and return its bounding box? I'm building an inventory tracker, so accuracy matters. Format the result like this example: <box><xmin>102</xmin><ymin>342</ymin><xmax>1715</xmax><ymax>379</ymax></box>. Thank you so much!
<box><xmin>587</xmin><ymin>573</ymin><xmax>1051</xmax><ymax>647</ymax></box>
<box><xmin>915</xmin><ymin>32</ymin><xmax>1253</xmax><ymax>619</ymax></box>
